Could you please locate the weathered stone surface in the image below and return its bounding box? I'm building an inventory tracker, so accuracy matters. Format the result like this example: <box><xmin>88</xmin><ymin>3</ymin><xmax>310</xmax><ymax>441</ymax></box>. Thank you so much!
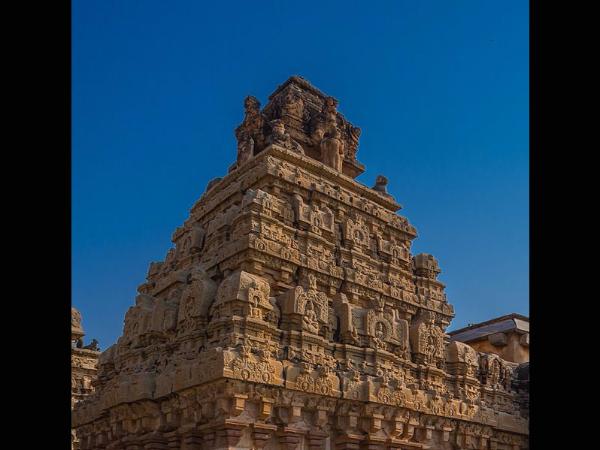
<box><xmin>72</xmin><ymin>308</ymin><xmax>101</xmax><ymax>449</ymax></box>
<box><xmin>72</xmin><ymin>76</ymin><xmax>528</xmax><ymax>450</ymax></box>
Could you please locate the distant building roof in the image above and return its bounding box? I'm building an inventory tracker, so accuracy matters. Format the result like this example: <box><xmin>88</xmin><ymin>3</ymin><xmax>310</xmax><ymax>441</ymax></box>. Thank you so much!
<box><xmin>448</xmin><ymin>313</ymin><xmax>529</xmax><ymax>343</ymax></box>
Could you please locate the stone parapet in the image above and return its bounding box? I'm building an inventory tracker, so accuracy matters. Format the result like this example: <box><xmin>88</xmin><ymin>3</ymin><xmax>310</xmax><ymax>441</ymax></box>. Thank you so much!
<box><xmin>73</xmin><ymin>76</ymin><xmax>528</xmax><ymax>450</ymax></box>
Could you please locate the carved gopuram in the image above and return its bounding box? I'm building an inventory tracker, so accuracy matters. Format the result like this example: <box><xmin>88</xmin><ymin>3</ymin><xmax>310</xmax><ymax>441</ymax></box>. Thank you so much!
<box><xmin>72</xmin><ymin>76</ymin><xmax>529</xmax><ymax>450</ymax></box>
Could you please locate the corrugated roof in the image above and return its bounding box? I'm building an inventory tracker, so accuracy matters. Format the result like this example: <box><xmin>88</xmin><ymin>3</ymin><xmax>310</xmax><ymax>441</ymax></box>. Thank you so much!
<box><xmin>449</xmin><ymin>313</ymin><xmax>528</xmax><ymax>343</ymax></box>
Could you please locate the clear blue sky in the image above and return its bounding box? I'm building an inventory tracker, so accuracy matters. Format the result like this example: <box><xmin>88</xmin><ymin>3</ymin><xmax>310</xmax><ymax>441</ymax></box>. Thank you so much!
<box><xmin>72</xmin><ymin>0</ymin><xmax>528</xmax><ymax>348</ymax></box>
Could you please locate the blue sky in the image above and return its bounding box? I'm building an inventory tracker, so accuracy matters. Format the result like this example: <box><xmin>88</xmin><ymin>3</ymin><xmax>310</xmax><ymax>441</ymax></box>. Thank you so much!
<box><xmin>72</xmin><ymin>0</ymin><xmax>528</xmax><ymax>347</ymax></box>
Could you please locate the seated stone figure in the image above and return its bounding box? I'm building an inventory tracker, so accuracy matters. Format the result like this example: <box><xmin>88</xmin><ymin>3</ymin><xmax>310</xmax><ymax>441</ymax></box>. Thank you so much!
<box><xmin>303</xmin><ymin>301</ymin><xmax>320</xmax><ymax>334</ymax></box>
<box><xmin>268</xmin><ymin>119</ymin><xmax>304</xmax><ymax>154</ymax></box>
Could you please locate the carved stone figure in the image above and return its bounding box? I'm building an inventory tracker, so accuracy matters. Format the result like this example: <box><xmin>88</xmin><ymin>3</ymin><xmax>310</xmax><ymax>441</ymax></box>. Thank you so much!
<box><xmin>177</xmin><ymin>266</ymin><xmax>217</xmax><ymax>328</ymax></box>
<box><xmin>235</xmin><ymin>95</ymin><xmax>265</xmax><ymax>159</ymax></box>
<box><xmin>323</xmin><ymin>96</ymin><xmax>339</xmax><ymax>124</ymax></box>
<box><xmin>311</xmin><ymin>119</ymin><xmax>326</xmax><ymax>142</ymax></box>
<box><xmin>267</xmin><ymin>119</ymin><xmax>304</xmax><ymax>154</ymax></box>
<box><xmin>283</xmin><ymin>90</ymin><xmax>304</xmax><ymax>118</ymax></box>
<box><xmin>303</xmin><ymin>300</ymin><xmax>320</xmax><ymax>334</ymax></box>
<box><xmin>320</xmin><ymin>126</ymin><xmax>344</xmax><ymax>171</ymax></box>
<box><xmin>410</xmin><ymin>310</ymin><xmax>445</xmax><ymax>366</ymax></box>
<box><xmin>236</xmin><ymin>132</ymin><xmax>254</xmax><ymax>166</ymax></box>
<box><xmin>375</xmin><ymin>322</ymin><xmax>385</xmax><ymax>339</ymax></box>
<box><xmin>241</xmin><ymin>95</ymin><xmax>263</xmax><ymax>132</ymax></box>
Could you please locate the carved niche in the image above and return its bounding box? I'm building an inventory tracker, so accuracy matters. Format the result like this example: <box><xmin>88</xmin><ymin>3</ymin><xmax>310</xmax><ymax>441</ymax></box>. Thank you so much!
<box><xmin>342</xmin><ymin>215</ymin><xmax>371</xmax><ymax>251</ymax></box>
<box><xmin>364</xmin><ymin>296</ymin><xmax>410</xmax><ymax>358</ymax></box>
<box><xmin>292</xmin><ymin>194</ymin><xmax>334</xmax><ymax>236</ymax></box>
<box><xmin>177</xmin><ymin>266</ymin><xmax>217</xmax><ymax>334</ymax></box>
<box><xmin>377</xmin><ymin>236</ymin><xmax>410</xmax><ymax>266</ymax></box>
<box><xmin>209</xmin><ymin>270</ymin><xmax>273</xmax><ymax>323</ymax></box>
<box><xmin>119</xmin><ymin>293</ymin><xmax>156</xmax><ymax>349</ymax></box>
<box><xmin>410</xmin><ymin>309</ymin><xmax>445</xmax><ymax>367</ymax></box>
<box><xmin>279</xmin><ymin>273</ymin><xmax>329</xmax><ymax>335</ymax></box>
<box><xmin>333</xmin><ymin>293</ymin><xmax>360</xmax><ymax>345</ymax></box>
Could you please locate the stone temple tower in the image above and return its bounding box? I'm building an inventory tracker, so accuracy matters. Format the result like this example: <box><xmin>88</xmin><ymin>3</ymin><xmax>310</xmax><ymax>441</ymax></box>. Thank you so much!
<box><xmin>72</xmin><ymin>76</ymin><xmax>528</xmax><ymax>450</ymax></box>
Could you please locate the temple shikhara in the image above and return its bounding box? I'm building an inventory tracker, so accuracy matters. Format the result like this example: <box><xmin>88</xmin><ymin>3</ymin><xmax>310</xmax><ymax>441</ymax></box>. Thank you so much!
<box><xmin>72</xmin><ymin>76</ymin><xmax>529</xmax><ymax>450</ymax></box>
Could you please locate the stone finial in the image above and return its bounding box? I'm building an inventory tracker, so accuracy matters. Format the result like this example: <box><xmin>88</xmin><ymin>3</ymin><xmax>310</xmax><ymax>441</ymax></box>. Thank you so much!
<box><xmin>372</xmin><ymin>175</ymin><xmax>390</xmax><ymax>195</ymax></box>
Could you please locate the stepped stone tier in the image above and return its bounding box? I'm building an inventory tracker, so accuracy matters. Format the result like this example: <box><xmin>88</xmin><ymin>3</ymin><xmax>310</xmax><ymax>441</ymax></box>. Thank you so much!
<box><xmin>72</xmin><ymin>308</ymin><xmax>101</xmax><ymax>449</ymax></box>
<box><xmin>72</xmin><ymin>76</ymin><xmax>529</xmax><ymax>450</ymax></box>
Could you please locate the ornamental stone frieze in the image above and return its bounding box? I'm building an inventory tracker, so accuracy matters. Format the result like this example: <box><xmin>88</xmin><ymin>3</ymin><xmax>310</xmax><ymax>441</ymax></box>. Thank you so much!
<box><xmin>72</xmin><ymin>76</ymin><xmax>528</xmax><ymax>450</ymax></box>
<box><xmin>72</xmin><ymin>308</ymin><xmax>101</xmax><ymax>449</ymax></box>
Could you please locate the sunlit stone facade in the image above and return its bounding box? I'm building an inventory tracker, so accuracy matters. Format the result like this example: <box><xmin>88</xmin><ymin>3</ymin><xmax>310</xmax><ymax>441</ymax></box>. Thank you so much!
<box><xmin>72</xmin><ymin>76</ymin><xmax>529</xmax><ymax>450</ymax></box>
